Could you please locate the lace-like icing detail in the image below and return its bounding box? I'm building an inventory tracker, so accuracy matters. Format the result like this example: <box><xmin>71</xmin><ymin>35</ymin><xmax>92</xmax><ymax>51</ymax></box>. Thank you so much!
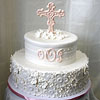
<box><xmin>10</xmin><ymin>58</ymin><xmax>89</xmax><ymax>98</ymax></box>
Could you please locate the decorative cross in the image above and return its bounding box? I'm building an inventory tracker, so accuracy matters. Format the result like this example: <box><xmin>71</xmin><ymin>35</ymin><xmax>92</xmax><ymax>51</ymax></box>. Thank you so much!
<box><xmin>37</xmin><ymin>2</ymin><xmax>65</xmax><ymax>33</ymax></box>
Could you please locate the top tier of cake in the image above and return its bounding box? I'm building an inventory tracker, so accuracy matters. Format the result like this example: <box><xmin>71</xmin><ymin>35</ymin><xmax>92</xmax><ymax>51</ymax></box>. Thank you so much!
<box><xmin>24</xmin><ymin>29</ymin><xmax>78</xmax><ymax>66</ymax></box>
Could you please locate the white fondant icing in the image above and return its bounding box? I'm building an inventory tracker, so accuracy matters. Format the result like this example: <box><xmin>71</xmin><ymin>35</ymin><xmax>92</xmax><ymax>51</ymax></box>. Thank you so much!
<box><xmin>24</xmin><ymin>29</ymin><xmax>78</xmax><ymax>66</ymax></box>
<box><xmin>9</xmin><ymin>49</ymin><xmax>90</xmax><ymax>98</ymax></box>
<box><xmin>11</xmin><ymin>49</ymin><xmax>89</xmax><ymax>72</ymax></box>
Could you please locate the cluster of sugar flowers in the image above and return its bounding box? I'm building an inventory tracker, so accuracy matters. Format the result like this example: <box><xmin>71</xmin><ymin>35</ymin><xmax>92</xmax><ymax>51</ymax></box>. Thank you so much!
<box><xmin>35</xmin><ymin>29</ymin><xmax>69</xmax><ymax>40</ymax></box>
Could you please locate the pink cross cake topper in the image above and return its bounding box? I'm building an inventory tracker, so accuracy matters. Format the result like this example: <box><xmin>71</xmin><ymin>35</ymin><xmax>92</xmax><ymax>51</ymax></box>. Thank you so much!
<box><xmin>37</xmin><ymin>2</ymin><xmax>65</xmax><ymax>33</ymax></box>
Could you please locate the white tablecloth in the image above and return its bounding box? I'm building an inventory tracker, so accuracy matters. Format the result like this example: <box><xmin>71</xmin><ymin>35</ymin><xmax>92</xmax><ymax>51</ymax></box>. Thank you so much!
<box><xmin>5</xmin><ymin>87</ymin><xmax>98</xmax><ymax>100</ymax></box>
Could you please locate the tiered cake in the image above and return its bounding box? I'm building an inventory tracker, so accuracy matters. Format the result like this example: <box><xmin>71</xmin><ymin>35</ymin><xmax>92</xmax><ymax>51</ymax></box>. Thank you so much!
<box><xmin>8</xmin><ymin>2</ymin><xmax>91</xmax><ymax>100</ymax></box>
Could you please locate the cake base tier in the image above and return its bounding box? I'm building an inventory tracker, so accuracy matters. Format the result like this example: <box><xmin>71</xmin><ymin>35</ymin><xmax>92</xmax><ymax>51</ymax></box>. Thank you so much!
<box><xmin>10</xmin><ymin>49</ymin><xmax>89</xmax><ymax>98</ymax></box>
<box><xmin>8</xmin><ymin>78</ymin><xmax>91</xmax><ymax>100</ymax></box>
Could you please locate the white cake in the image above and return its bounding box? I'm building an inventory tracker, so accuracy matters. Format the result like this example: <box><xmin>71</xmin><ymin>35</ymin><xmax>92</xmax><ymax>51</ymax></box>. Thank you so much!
<box><xmin>7</xmin><ymin>2</ymin><xmax>91</xmax><ymax>100</ymax></box>
<box><xmin>8</xmin><ymin>29</ymin><xmax>91</xmax><ymax>99</ymax></box>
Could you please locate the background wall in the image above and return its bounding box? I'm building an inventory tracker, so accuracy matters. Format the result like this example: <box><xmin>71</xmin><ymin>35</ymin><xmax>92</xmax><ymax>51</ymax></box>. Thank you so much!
<box><xmin>0</xmin><ymin>0</ymin><xmax>100</xmax><ymax>100</ymax></box>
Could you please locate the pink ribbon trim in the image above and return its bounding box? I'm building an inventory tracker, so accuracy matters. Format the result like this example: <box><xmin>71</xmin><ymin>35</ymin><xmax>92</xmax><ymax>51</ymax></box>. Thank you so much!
<box><xmin>7</xmin><ymin>81</ymin><xmax>90</xmax><ymax>100</ymax></box>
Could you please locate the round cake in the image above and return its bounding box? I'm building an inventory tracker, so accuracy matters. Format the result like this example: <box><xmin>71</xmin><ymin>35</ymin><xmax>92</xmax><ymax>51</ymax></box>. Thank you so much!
<box><xmin>7</xmin><ymin>2</ymin><xmax>91</xmax><ymax>100</ymax></box>
<box><xmin>25</xmin><ymin>29</ymin><xmax>78</xmax><ymax>66</ymax></box>
<box><xmin>8</xmin><ymin>29</ymin><xmax>90</xmax><ymax>99</ymax></box>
